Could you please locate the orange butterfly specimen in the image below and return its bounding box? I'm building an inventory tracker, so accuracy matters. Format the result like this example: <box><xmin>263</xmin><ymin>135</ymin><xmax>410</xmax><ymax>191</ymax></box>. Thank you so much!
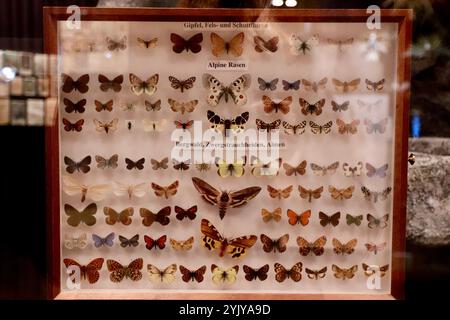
<box><xmin>139</xmin><ymin>206</ymin><xmax>171</xmax><ymax>226</ymax></box>
<box><xmin>310</xmin><ymin>162</ymin><xmax>339</xmax><ymax>176</ymax></box>
<box><xmin>104</xmin><ymin>207</ymin><xmax>134</xmax><ymax>225</ymax></box>
<box><xmin>98</xmin><ymin>74</ymin><xmax>123</xmax><ymax>92</ymax></box>
<box><xmin>305</xmin><ymin>267</ymin><xmax>327</xmax><ymax>280</ymax></box>
<box><xmin>319</xmin><ymin>211</ymin><xmax>341</xmax><ymax>227</ymax></box>
<box><xmin>297</xmin><ymin>236</ymin><xmax>327</xmax><ymax>256</ymax></box>
<box><xmin>283</xmin><ymin>161</ymin><xmax>307</xmax><ymax>176</ymax></box>
<box><xmin>362</xmin><ymin>263</ymin><xmax>389</xmax><ymax>277</ymax></box>
<box><xmin>254</xmin><ymin>36</ymin><xmax>279</xmax><ymax>53</ymax></box>
<box><xmin>365</xmin><ymin>242</ymin><xmax>387</xmax><ymax>255</ymax></box>
<box><xmin>106</xmin><ymin>258</ymin><xmax>143</xmax><ymax>282</ymax></box>
<box><xmin>328</xmin><ymin>185</ymin><xmax>355</xmax><ymax>200</ymax></box>
<box><xmin>243</xmin><ymin>264</ymin><xmax>270</xmax><ymax>281</ymax></box>
<box><xmin>332</xmin><ymin>78</ymin><xmax>361</xmax><ymax>93</ymax></box>
<box><xmin>332</xmin><ymin>238</ymin><xmax>357</xmax><ymax>255</ymax></box>
<box><xmin>63</xmin><ymin>258</ymin><xmax>104</xmax><ymax>284</ymax></box>
<box><xmin>266</xmin><ymin>185</ymin><xmax>293</xmax><ymax>199</ymax></box>
<box><xmin>262</xmin><ymin>95</ymin><xmax>292</xmax><ymax>114</ymax></box>
<box><xmin>170</xmin><ymin>237</ymin><xmax>194</xmax><ymax>251</ymax></box>
<box><xmin>200</xmin><ymin>218</ymin><xmax>257</xmax><ymax>258</ymax></box>
<box><xmin>299</xmin><ymin>98</ymin><xmax>326</xmax><ymax>116</ymax></box>
<box><xmin>274</xmin><ymin>262</ymin><xmax>302</xmax><ymax>282</ymax></box>
<box><xmin>261</xmin><ymin>208</ymin><xmax>282</xmax><ymax>223</ymax></box>
<box><xmin>211</xmin><ymin>32</ymin><xmax>244</xmax><ymax>57</ymax></box>
<box><xmin>260</xmin><ymin>234</ymin><xmax>289</xmax><ymax>253</ymax></box>
<box><xmin>298</xmin><ymin>185</ymin><xmax>323</xmax><ymax>202</ymax></box>
<box><xmin>151</xmin><ymin>181</ymin><xmax>179</xmax><ymax>199</ymax></box>
<box><xmin>332</xmin><ymin>264</ymin><xmax>358</xmax><ymax>280</ymax></box>
<box><xmin>336</xmin><ymin>118</ymin><xmax>360</xmax><ymax>134</ymax></box>
<box><xmin>287</xmin><ymin>209</ymin><xmax>311</xmax><ymax>226</ymax></box>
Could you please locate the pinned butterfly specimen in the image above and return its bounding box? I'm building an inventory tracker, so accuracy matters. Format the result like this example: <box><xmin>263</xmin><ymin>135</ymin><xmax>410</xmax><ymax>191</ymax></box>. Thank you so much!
<box><xmin>92</xmin><ymin>233</ymin><xmax>115</xmax><ymax>248</ymax></box>
<box><xmin>151</xmin><ymin>181</ymin><xmax>179</xmax><ymax>199</ymax></box>
<box><xmin>137</xmin><ymin>37</ymin><xmax>158</xmax><ymax>49</ymax></box>
<box><xmin>104</xmin><ymin>207</ymin><xmax>134</xmax><ymax>225</ymax></box>
<box><xmin>144</xmin><ymin>235</ymin><xmax>167</xmax><ymax>251</ymax></box>
<box><xmin>192</xmin><ymin>178</ymin><xmax>261</xmax><ymax>219</ymax></box>
<box><xmin>266</xmin><ymin>185</ymin><xmax>293</xmax><ymax>199</ymax></box>
<box><xmin>302</xmin><ymin>78</ymin><xmax>327</xmax><ymax>93</ymax></box>
<box><xmin>139</xmin><ymin>206</ymin><xmax>171</xmax><ymax>226</ymax></box>
<box><xmin>94</xmin><ymin>99</ymin><xmax>113</xmax><ymax>112</ymax></box>
<box><xmin>112</xmin><ymin>181</ymin><xmax>147</xmax><ymax>200</ymax></box>
<box><xmin>129</xmin><ymin>73</ymin><xmax>159</xmax><ymax>96</ymax></box>
<box><xmin>367</xmin><ymin>214</ymin><xmax>389</xmax><ymax>229</ymax></box>
<box><xmin>299</xmin><ymin>98</ymin><xmax>326</xmax><ymax>116</ymax></box>
<box><xmin>362</xmin><ymin>263</ymin><xmax>389</xmax><ymax>277</ymax></box>
<box><xmin>274</xmin><ymin>262</ymin><xmax>302</xmax><ymax>282</ymax></box>
<box><xmin>124</xmin><ymin>157</ymin><xmax>145</xmax><ymax>171</ymax></box>
<box><xmin>170</xmin><ymin>33</ymin><xmax>203</xmax><ymax>54</ymax></box>
<box><xmin>366</xmin><ymin>163</ymin><xmax>389</xmax><ymax>178</ymax></box>
<box><xmin>61</xmin><ymin>74</ymin><xmax>89</xmax><ymax>93</ymax></box>
<box><xmin>366</xmin><ymin>78</ymin><xmax>385</xmax><ymax>91</ymax></box>
<box><xmin>174</xmin><ymin>120</ymin><xmax>194</xmax><ymax>131</ymax></box>
<box><xmin>262</xmin><ymin>95</ymin><xmax>292</xmax><ymax>114</ymax></box>
<box><xmin>170</xmin><ymin>237</ymin><xmax>194</xmax><ymax>251</ymax></box>
<box><xmin>260</xmin><ymin>234</ymin><xmax>289</xmax><ymax>253</ymax></box>
<box><xmin>93</xmin><ymin>118</ymin><xmax>118</xmax><ymax>134</ymax></box>
<box><xmin>305</xmin><ymin>267</ymin><xmax>327</xmax><ymax>280</ymax></box>
<box><xmin>357</xmin><ymin>99</ymin><xmax>383</xmax><ymax>112</ymax></box>
<box><xmin>200</xmin><ymin>218</ymin><xmax>257</xmax><ymax>258</ymax></box>
<box><xmin>254</xmin><ymin>35</ymin><xmax>279</xmax><ymax>53</ymax></box>
<box><xmin>173</xmin><ymin>159</ymin><xmax>190</xmax><ymax>171</ymax></box>
<box><xmin>62</xmin><ymin>175</ymin><xmax>110</xmax><ymax>203</ymax></box>
<box><xmin>332</xmin><ymin>238</ymin><xmax>357</xmax><ymax>255</ymax></box>
<box><xmin>106</xmin><ymin>258</ymin><xmax>143</xmax><ymax>282</ymax></box>
<box><xmin>332</xmin><ymin>264</ymin><xmax>358</xmax><ymax>280</ymax></box>
<box><xmin>336</xmin><ymin>118</ymin><xmax>360</xmax><ymax>134</ymax></box>
<box><xmin>207</xmin><ymin>110</ymin><xmax>249</xmax><ymax>136</ymax></box>
<box><xmin>328</xmin><ymin>185</ymin><xmax>355</xmax><ymax>200</ymax></box>
<box><xmin>95</xmin><ymin>154</ymin><xmax>118</xmax><ymax>169</ymax></box>
<box><xmin>64</xmin><ymin>233</ymin><xmax>88</xmax><ymax>250</ymax></box>
<box><xmin>62</xmin><ymin>118</ymin><xmax>84</xmax><ymax>132</ymax></box>
<box><xmin>64</xmin><ymin>156</ymin><xmax>91</xmax><ymax>174</ymax></box>
<box><xmin>257</xmin><ymin>77</ymin><xmax>278</xmax><ymax>91</ymax></box>
<box><xmin>365</xmin><ymin>242</ymin><xmax>387</xmax><ymax>255</ymax></box>
<box><xmin>203</xmin><ymin>73</ymin><xmax>251</xmax><ymax>107</ymax></box>
<box><xmin>250</xmin><ymin>157</ymin><xmax>281</xmax><ymax>177</ymax></box>
<box><xmin>142</xmin><ymin>119</ymin><xmax>167</xmax><ymax>132</ymax></box>
<box><xmin>243</xmin><ymin>264</ymin><xmax>270</xmax><ymax>281</ymax></box>
<box><xmin>310</xmin><ymin>121</ymin><xmax>333</xmax><ymax>134</ymax></box>
<box><xmin>346</xmin><ymin>214</ymin><xmax>363</xmax><ymax>226</ymax></box>
<box><xmin>168</xmin><ymin>99</ymin><xmax>198</xmax><ymax>114</ymax></box>
<box><xmin>64</xmin><ymin>98</ymin><xmax>86</xmax><ymax>113</ymax></box>
<box><xmin>327</xmin><ymin>37</ymin><xmax>354</xmax><ymax>51</ymax></box>
<box><xmin>261</xmin><ymin>208</ymin><xmax>282</xmax><ymax>223</ymax></box>
<box><xmin>319</xmin><ymin>211</ymin><xmax>341</xmax><ymax>227</ymax></box>
<box><xmin>195</xmin><ymin>162</ymin><xmax>212</xmax><ymax>172</ymax></box>
<box><xmin>310</xmin><ymin>162</ymin><xmax>339</xmax><ymax>176</ymax></box>
<box><xmin>331</xmin><ymin>100</ymin><xmax>350</xmax><ymax>112</ymax></box>
<box><xmin>168</xmin><ymin>76</ymin><xmax>196</xmax><ymax>92</ymax></box>
<box><xmin>297</xmin><ymin>235</ymin><xmax>327</xmax><ymax>256</ymax></box>
<box><xmin>290</xmin><ymin>34</ymin><xmax>319</xmax><ymax>55</ymax></box>
<box><xmin>119</xmin><ymin>234</ymin><xmax>139</xmax><ymax>248</ymax></box>
<box><xmin>287</xmin><ymin>209</ymin><xmax>311</xmax><ymax>226</ymax></box>
<box><xmin>211</xmin><ymin>32</ymin><xmax>244</xmax><ymax>57</ymax></box>
<box><xmin>121</xmin><ymin>101</ymin><xmax>136</xmax><ymax>111</ymax></box>
<box><xmin>332</xmin><ymin>78</ymin><xmax>361</xmax><ymax>93</ymax></box>
<box><xmin>211</xmin><ymin>264</ymin><xmax>239</xmax><ymax>284</ymax></box>
<box><xmin>361</xmin><ymin>186</ymin><xmax>392</xmax><ymax>203</ymax></box>
<box><xmin>98</xmin><ymin>74</ymin><xmax>123</xmax><ymax>92</ymax></box>
<box><xmin>298</xmin><ymin>185</ymin><xmax>323</xmax><ymax>202</ymax></box>
<box><xmin>282</xmin><ymin>121</ymin><xmax>307</xmax><ymax>135</ymax></box>
<box><xmin>179</xmin><ymin>265</ymin><xmax>207</xmax><ymax>283</ymax></box>
<box><xmin>147</xmin><ymin>264</ymin><xmax>177</xmax><ymax>283</ymax></box>
<box><xmin>216</xmin><ymin>157</ymin><xmax>246</xmax><ymax>178</ymax></box>
<box><xmin>282</xmin><ymin>80</ymin><xmax>301</xmax><ymax>91</ymax></box>
<box><xmin>150</xmin><ymin>157</ymin><xmax>168</xmax><ymax>170</ymax></box>
<box><xmin>106</xmin><ymin>36</ymin><xmax>127</xmax><ymax>51</ymax></box>
<box><xmin>145</xmin><ymin>99</ymin><xmax>161</xmax><ymax>112</ymax></box>
<box><xmin>63</xmin><ymin>258</ymin><xmax>104</xmax><ymax>284</ymax></box>
<box><xmin>342</xmin><ymin>162</ymin><xmax>363</xmax><ymax>177</ymax></box>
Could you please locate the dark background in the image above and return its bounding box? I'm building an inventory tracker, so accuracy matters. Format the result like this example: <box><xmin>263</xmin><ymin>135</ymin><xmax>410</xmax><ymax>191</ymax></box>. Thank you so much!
<box><xmin>0</xmin><ymin>0</ymin><xmax>449</xmax><ymax>299</ymax></box>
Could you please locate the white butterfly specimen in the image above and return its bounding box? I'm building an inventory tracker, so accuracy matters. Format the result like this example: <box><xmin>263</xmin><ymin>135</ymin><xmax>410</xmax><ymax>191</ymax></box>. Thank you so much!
<box><xmin>142</xmin><ymin>119</ymin><xmax>167</xmax><ymax>132</ymax></box>
<box><xmin>112</xmin><ymin>181</ymin><xmax>147</xmax><ymax>200</ymax></box>
<box><xmin>64</xmin><ymin>233</ymin><xmax>88</xmax><ymax>250</ymax></box>
<box><xmin>62</xmin><ymin>175</ymin><xmax>110</xmax><ymax>203</ymax></box>
<box><xmin>147</xmin><ymin>264</ymin><xmax>177</xmax><ymax>283</ymax></box>
<box><xmin>211</xmin><ymin>264</ymin><xmax>239</xmax><ymax>285</ymax></box>
<box><xmin>202</xmin><ymin>73</ymin><xmax>251</xmax><ymax>107</ymax></box>
<box><xmin>357</xmin><ymin>99</ymin><xmax>383</xmax><ymax>112</ymax></box>
<box><xmin>289</xmin><ymin>34</ymin><xmax>319</xmax><ymax>55</ymax></box>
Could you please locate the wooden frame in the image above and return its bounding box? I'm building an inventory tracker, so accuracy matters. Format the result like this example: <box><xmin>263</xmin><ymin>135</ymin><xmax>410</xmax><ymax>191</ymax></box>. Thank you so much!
<box><xmin>44</xmin><ymin>7</ymin><xmax>412</xmax><ymax>300</ymax></box>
